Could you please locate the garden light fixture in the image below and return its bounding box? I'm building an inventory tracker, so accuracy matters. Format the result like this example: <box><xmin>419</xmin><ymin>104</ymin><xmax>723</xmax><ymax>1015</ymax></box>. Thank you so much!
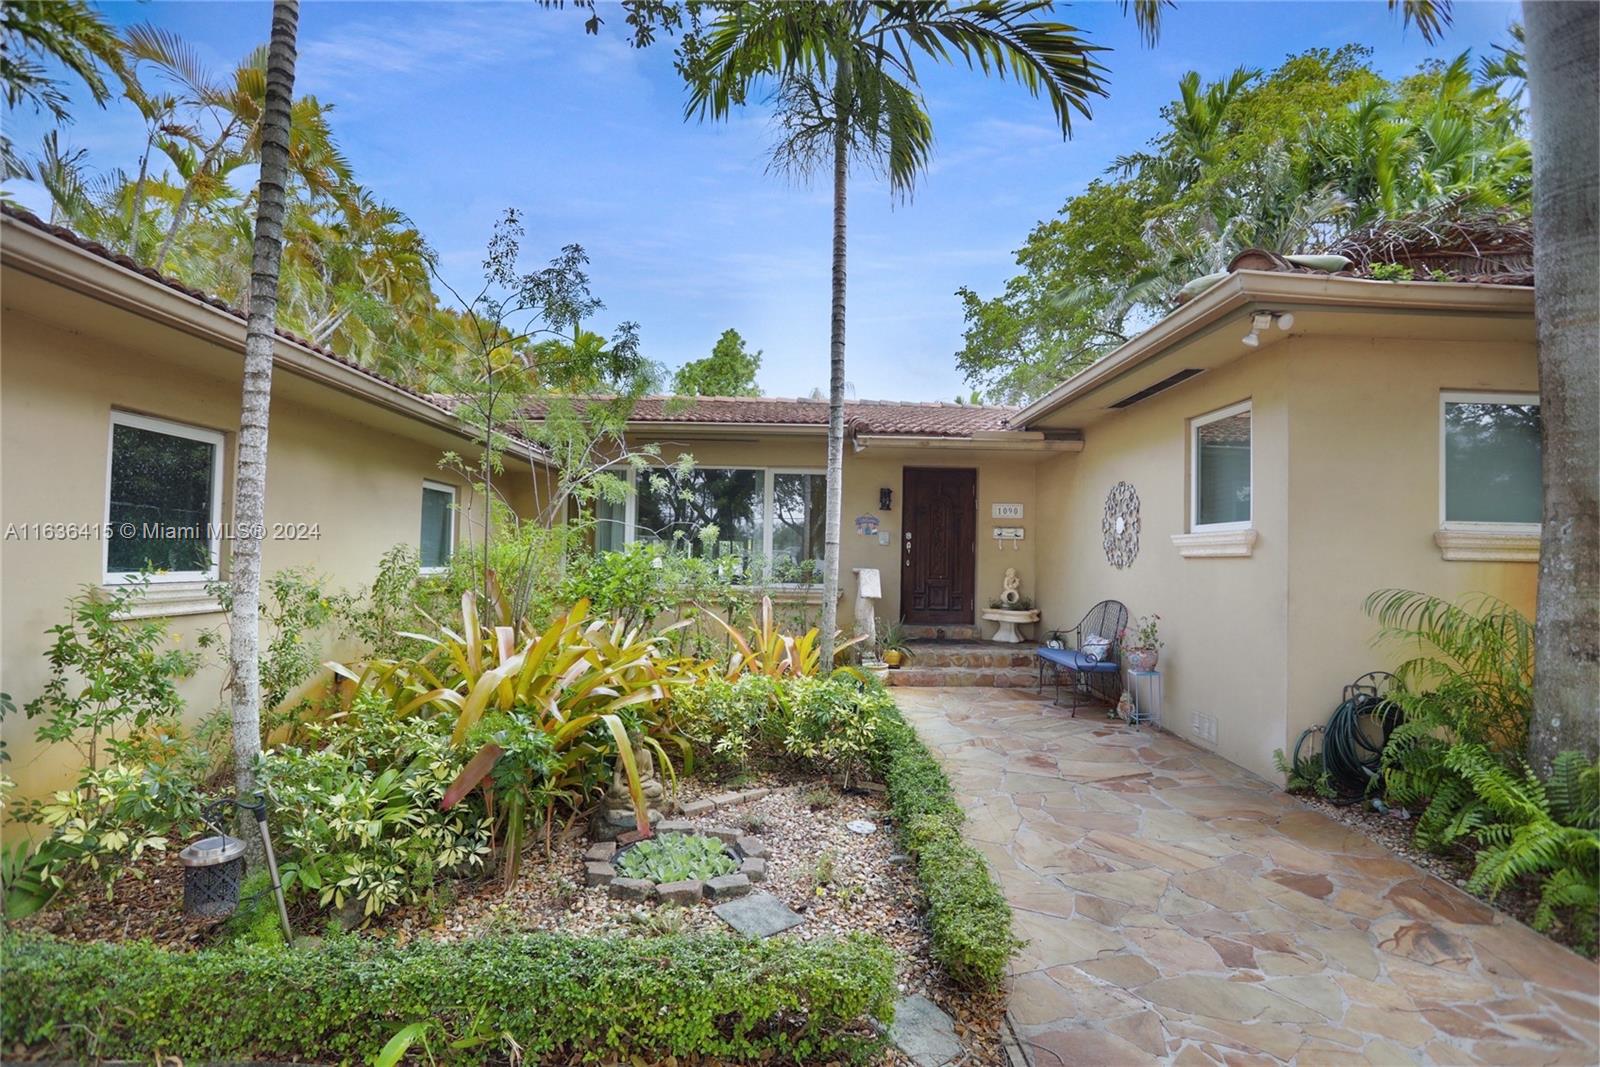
<box><xmin>180</xmin><ymin>795</ymin><xmax>293</xmax><ymax>942</ymax></box>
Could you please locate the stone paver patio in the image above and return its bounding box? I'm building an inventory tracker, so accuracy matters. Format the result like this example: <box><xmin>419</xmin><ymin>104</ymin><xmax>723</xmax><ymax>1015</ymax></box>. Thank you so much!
<box><xmin>896</xmin><ymin>687</ymin><xmax>1600</xmax><ymax>1067</ymax></box>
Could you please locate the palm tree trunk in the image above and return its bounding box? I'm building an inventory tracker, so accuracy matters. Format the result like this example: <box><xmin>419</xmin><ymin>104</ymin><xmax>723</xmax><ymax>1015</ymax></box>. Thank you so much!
<box><xmin>1524</xmin><ymin>0</ymin><xmax>1599</xmax><ymax>773</ymax></box>
<box><xmin>128</xmin><ymin>132</ymin><xmax>152</xmax><ymax>257</ymax></box>
<box><xmin>819</xmin><ymin>55</ymin><xmax>851</xmax><ymax>667</ymax></box>
<box><xmin>228</xmin><ymin>0</ymin><xmax>299</xmax><ymax>824</ymax></box>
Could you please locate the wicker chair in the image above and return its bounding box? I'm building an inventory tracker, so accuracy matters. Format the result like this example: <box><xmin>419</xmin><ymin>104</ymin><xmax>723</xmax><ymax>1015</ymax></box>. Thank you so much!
<box><xmin>1035</xmin><ymin>600</ymin><xmax>1130</xmax><ymax>716</ymax></box>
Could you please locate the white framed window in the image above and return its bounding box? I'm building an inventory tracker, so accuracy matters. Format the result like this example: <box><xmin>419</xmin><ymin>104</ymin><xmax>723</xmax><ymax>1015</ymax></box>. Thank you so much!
<box><xmin>420</xmin><ymin>480</ymin><xmax>457</xmax><ymax>572</ymax></box>
<box><xmin>1440</xmin><ymin>392</ymin><xmax>1542</xmax><ymax>529</ymax></box>
<box><xmin>104</xmin><ymin>411</ymin><xmax>225</xmax><ymax>584</ymax></box>
<box><xmin>1190</xmin><ymin>400</ymin><xmax>1252</xmax><ymax>532</ymax></box>
<box><xmin>618</xmin><ymin>465</ymin><xmax>827</xmax><ymax>584</ymax></box>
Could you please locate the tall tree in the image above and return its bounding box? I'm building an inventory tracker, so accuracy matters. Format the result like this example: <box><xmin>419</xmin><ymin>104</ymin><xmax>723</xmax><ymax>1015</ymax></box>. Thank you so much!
<box><xmin>0</xmin><ymin>0</ymin><xmax>123</xmax><ymax>174</ymax></box>
<box><xmin>227</xmin><ymin>0</ymin><xmax>299</xmax><ymax>815</ymax></box>
<box><xmin>1524</xmin><ymin>0</ymin><xmax>1598</xmax><ymax>771</ymax></box>
<box><xmin>957</xmin><ymin>43</ymin><xmax>1529</xmax><ymax>402</ymax></box>
<box><xmin>672</xmin><ymin>327</ymin><xmax>763</xmax><ymax>395</ymax></box>
<box><xmin>680</xmin><ymin>0</ymin><xmax>1111</xmax><ymax>662</ymax></box>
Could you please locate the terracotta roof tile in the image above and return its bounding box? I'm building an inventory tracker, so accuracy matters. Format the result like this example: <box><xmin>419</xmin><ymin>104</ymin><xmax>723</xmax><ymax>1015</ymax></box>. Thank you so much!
<box><xmin>519</xmin><ymin>394</ymin><xmax>1016</xmax><ymax>438</ymax></box>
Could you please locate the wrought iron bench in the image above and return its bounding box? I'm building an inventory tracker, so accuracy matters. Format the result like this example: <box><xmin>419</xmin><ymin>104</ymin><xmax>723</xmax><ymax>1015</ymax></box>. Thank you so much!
<box><xmin>1036</xmin><ymin>600</ymin><xmax>1129</xmax><ymax>716</ymax></box>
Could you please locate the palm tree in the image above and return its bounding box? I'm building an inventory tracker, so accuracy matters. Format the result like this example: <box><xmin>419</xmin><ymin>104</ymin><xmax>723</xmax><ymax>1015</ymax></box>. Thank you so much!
<box><xmin>228</xmin><ymin>0</ymin><xmax>299</xmax><ymax>810</ymax></box>
<box><xmin>1523</xmin><ymin>0</ymin><xmax>1598</xmax><ymax>771</ymax></box>
<box><xmin>681</xmin><ymin>0</ymin><xmax>1115</xmax><ymax>662</ymax></box>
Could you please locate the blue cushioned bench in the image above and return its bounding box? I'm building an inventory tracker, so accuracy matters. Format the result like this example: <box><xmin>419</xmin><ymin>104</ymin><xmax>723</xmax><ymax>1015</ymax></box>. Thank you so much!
<box><xmin>1035</xmin><ymin>600</ymin><xmax>1129</xmax><ymax>716</ymax></box>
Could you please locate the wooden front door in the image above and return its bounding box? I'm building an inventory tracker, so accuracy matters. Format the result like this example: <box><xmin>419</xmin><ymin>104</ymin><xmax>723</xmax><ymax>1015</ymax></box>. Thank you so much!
<box><xmin>901</xmin><ymin>467</ymin><xmax>977</xmax><ymax>625</ymax></box>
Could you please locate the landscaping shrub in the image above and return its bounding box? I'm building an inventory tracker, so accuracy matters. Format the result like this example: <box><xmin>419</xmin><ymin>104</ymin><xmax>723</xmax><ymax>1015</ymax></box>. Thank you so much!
<box><xmin>6</xmin><ymin>580</ymin><xmax>208</xmax><ymax>912</ymax></box>
<box><xmin>1366</xmin><ymin>589</ymin><xmax>1599</xmax><ymax>952</ymax></box>
<box><xmin>258</xmin><ymin>690</ymin><xmax>491</xmax><ymax>919</ymax></box>
<box><xmin>1441</xmin><ymin>746</ymin><xmax>1599</xmax><ymax>951</ymax></box>
<box><xmin>3</xmin><ymin>931</ymin><xmax>896</xmax><ymax>1064</ymax></box>
<box><xmin>781</xmin><ymin>674</ymin><xmax>893</xmax><ymax>788</ymax></box>
<box><xmin>874</xmin><ymin>701</ymin><xmax>1020</xmax><ymax>988</ymax></box>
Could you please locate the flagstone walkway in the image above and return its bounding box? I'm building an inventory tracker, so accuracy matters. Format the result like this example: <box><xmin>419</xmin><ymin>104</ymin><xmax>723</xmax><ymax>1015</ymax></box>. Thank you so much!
<box><xmin>895</xmin><ymin>687</ymin><xmax>1600</xmax><ymax>1067</ymax></box>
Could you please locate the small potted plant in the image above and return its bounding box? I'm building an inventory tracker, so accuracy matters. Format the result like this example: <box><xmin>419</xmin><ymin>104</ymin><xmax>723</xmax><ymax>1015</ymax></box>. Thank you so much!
<box><xmin>878</xmin><ymin>616</ymin><xmax>910</xmax><ymax>668</ymax></box>
<box><xmin>1120</xmin><ymin>613</ymin><xmax>1163</xmax><ymax>671</ymax></box>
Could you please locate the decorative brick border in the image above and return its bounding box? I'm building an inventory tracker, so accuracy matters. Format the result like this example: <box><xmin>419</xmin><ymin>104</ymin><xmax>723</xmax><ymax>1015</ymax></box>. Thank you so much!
<box><xmin>582</xmin><ymin>830</ymin><xmax>768</xmax><ymax>904</ymax></box>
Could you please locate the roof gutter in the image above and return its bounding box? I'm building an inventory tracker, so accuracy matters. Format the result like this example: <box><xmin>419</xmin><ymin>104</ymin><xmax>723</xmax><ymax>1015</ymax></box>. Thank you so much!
<box><xmin>1011</xmin><ymin>270</ymin><xmax>1536</xmax><ymax>428</ymax></box>
<box><xmin>855</xmin><ymin>432</ymin><xmax>1082</xmax><ymax>452</ymax></box>
<box><xmin>1</xmin><ymin>215</ymin><xmax>548</xmax><ymax>467</ymax></box>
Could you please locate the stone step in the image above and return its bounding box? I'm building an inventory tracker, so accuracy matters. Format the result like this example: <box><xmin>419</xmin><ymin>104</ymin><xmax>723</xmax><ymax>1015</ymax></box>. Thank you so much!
<box><xmin>902</xmin><ymin>623</ymin><xmax>983</xmax><ymax>641</ymax></box>
<box><xmin>888</xmin><ymin>665</ymin><xmax>1038</xmax><ymax>688</ymax></box>
<box><xmin>901</xmin><ymin>642</ymin><xmax>1038</xmax><ymax>671</ymax></box>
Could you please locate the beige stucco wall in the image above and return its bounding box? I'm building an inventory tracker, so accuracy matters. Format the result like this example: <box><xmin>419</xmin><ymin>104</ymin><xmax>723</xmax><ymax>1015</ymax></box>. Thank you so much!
<box><xmin>0</xmin><ymin>305</ymin><xmax>534</xmax><ymax>803</ymax></box>
<box><xmin>623</xmin><ymin>434</ymin><xmax>1045</xmax><ymax>635</ymax></box>
<box><xmin>1030</xmin><ymin>327</ymin><xmax>1538</xmax><ymax>782</ymax></box>
<box><xmin>1033</xmin><ymin>346</ymin><xmax>1293</xmax><ymax>779</ymax></box>
<box><xmin>1283</xmin><ymin>334</ymin><xmax>1539</xmax><ymax>744</ymax></box>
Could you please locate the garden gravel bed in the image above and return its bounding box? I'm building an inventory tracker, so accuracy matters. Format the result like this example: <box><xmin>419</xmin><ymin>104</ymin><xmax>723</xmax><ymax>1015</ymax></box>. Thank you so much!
<box><xmin>17</xmin><ymin>771</ymin><xmax>1008</xmax><ymax>1066</ymax></box>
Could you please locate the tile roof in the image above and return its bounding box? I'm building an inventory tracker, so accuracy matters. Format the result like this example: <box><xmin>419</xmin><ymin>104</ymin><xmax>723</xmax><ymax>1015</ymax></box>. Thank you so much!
<box><xmin>0</xmin><ymin>203</ymin><xmax>454</xmax><ymax>417</ymax></box>
<box><xmin>519</xmin><ymin>394</ymin><xmax>1017</xmax><ymax>438</ymax></box>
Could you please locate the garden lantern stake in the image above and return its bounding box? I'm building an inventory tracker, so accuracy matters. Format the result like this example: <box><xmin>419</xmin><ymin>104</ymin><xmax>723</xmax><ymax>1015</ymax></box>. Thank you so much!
<box><xmin>179</xmin><ymin>795</ymin><xmax>292</xmax><ymax>941</ymax></box>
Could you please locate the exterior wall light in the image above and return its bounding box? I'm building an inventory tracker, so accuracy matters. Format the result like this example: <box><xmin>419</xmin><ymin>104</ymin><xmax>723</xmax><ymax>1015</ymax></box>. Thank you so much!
<box><xmin>879</xmin><ymin>488</ymin><xmax>893</xmax><ymax>511</ymax></box>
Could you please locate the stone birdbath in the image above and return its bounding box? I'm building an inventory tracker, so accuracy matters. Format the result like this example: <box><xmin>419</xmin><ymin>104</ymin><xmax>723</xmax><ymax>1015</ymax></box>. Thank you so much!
<box><xmin>981</xmin><ymin>567</ymin><xmax>1040</xmax><ymax>643</ymax></box>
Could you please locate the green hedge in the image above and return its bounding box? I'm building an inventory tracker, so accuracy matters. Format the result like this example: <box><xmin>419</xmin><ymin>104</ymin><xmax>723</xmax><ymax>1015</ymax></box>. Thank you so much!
<box><xmin>3</xmin><ymin>931</ymin><xmax>895</xmax><ymax>1064</ymax></box>
<box><xmin>876</xmin><ymin>703</ymin><xmax>1022</xmax><ymax>987</ymax></box>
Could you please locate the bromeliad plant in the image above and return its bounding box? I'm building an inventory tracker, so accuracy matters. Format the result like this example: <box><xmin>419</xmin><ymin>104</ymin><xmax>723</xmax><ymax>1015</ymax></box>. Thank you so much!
<box><xmin>334</xmin><ymin>594</ymin><xmax>688</xmax><ymax>888</ymax></box>
<box><xmin>710</xmin><ymin>597</ymin><xmax>866</xmax><ymax>679</ymax></box>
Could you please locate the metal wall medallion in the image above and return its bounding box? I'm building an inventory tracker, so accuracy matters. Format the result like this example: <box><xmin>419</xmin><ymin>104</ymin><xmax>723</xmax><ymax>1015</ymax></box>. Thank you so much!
<box><xmin>1102</xmin><ymin>481</ymin><xmax>1141</xmax><ymax>568</ymax></box>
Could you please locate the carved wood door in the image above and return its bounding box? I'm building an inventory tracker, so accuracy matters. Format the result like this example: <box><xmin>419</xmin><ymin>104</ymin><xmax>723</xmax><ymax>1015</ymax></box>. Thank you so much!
<box><xmin>900</xmin><ymin>467</ymin><xmax>977</xmax><ymax>625</ymax></box>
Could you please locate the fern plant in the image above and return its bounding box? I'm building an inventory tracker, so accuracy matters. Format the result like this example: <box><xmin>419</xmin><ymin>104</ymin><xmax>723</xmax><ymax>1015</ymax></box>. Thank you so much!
<box><xmin>1365</xmin><ymin>589</ymin><xmax>1533</xmax><ymax>847</ymax></box>
<box><xmin>1444</xmin><ymin>746</ymin><xmax>1599</xmax><ymax>952</ymax></box>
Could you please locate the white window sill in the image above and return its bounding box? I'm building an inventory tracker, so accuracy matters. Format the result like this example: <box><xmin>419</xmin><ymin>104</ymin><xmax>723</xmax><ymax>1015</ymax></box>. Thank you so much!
<box><xmin>107</xmin><ymin>580</ymin><xmax>224</xmax><ymax>619</ymax></box>
<box><xmin>736</xmin><ymin>585</ymin><xmax>841</xmax><ymax>603</ymax></box>
<box><xmin>1434</xmin><ymin>527</ymin><xmax>1540</xmax><ymax>562</ymax></box>
<box><xmin>1171</xmin><ymin>528</ymin><xmax>1258</xmax><ymax>558</ymax></box>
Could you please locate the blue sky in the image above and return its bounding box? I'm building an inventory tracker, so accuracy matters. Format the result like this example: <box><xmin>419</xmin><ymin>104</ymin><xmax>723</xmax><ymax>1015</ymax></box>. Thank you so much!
<box><xmin>5</xmin><ymin>1</ymin><xmax>1520</xmax><ymax>402</ymax></box>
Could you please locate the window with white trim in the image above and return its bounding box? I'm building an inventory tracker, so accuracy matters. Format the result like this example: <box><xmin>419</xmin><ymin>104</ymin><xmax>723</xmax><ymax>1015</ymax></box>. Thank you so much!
<box><xmin>1441</xmin><ymin>392</ymin><xmax>1542</xmax><ymax>527</ymax></box>
<box><xmin>1190</xmin><ymin>400</ymin><xmax>1252</xmax><ymax>531</ymax></box>
<box><xmin>420</xmin><ymin>481</ymin><xmax>457</xmax><ymax>572</ymax></box>
<box><xmin>620</xmin><ymin>466</ymin><xmax>826</xmax><ymax>581</ymax></box>
<box><xmin>105</xmin><ymin>412</ymin><xmax>224</xmax><ymax>583</ymax></box>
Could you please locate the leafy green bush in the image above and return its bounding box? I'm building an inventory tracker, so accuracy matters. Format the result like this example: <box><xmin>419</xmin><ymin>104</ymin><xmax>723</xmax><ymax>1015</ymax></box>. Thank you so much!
<box><xmin>1435</xmin><ymin>746</ymin><xmax>1598</xmax><ymax>951</ymax></box>
<box><xmin>1367</xmin><ymin>589</ymin><xmax>1534</xmax><ymax>847</ymax></box>
<box><xmin>8</xmin><ymin>581</ymin><xmax>207</xmax><ymax>905</ymax></box>
<box><xmin>875</xmin><ymin>700</ymin><xmax>1020</xmax><ymax>988</ymax></box>
<box><xmin>616</xmin><ymin>833</ymin><xmax>737</xmax><ymax>882</ymax></box>
<box><xmin>1368</xmin><ymin>589</ymin><xmax>1598</xmax><ymax>952</ymax></box>
<box><xmin>4</xmin><ymin>931</ymin><xmax>896</xmax><ymax>1064</ymax></box>
<box><xmin>561</xmin><ymin>541</ymin><xmax>745</xmax><ymax>633</ymax></box>
<box><xmin>671</xmin><ymin>673</ymin><xmax>782</xmax><ymax>768</ymax></box>
<box><xmin>259</xmin><ymin>692</ymin><xmax>490</xmax><ymax>920</ymax></box>
<box><xmin>781</xmin><ymin>675</ymin><xmax>892</xmax><ymax>788</ymax></box>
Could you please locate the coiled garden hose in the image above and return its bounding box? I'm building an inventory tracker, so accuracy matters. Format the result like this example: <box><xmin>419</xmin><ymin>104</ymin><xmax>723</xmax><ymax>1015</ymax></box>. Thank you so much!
<box><xmin>1287</xmin><ymin>673</ymin><xmax>1401</xmax><ymax>804</ymax></box>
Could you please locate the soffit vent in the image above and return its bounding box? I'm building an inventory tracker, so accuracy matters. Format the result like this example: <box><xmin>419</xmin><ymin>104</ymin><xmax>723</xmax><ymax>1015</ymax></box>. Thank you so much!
<box><xmin>1108</xmin><ymin>368</ymin><xmax>1206</xmax><ymax>409</ymax></box>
